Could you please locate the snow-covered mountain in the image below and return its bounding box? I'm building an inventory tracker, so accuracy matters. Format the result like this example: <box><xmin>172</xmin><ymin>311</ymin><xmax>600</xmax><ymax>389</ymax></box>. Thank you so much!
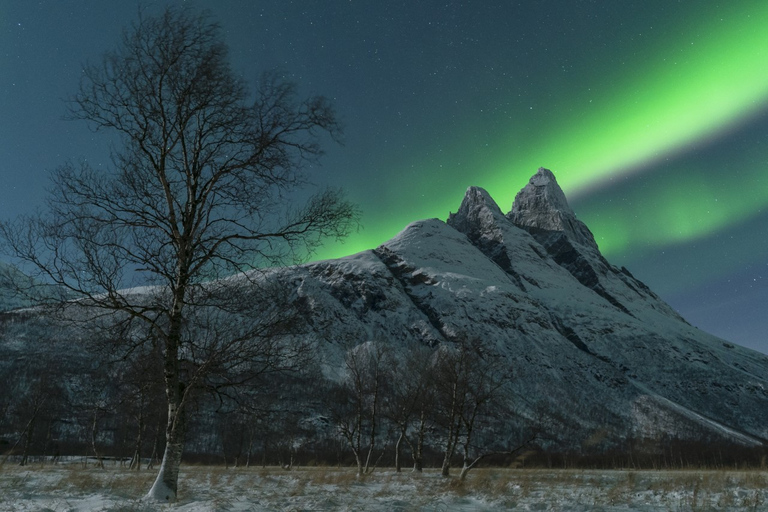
<box><xmin>279</xmin><ymin>167</ymin><xmax>768</xmax><ymax>448</ymax></box>
<box><xmin>3</xmin><ymin>167</ymin><xmax>768</xmax><ymax>456</ymax></box>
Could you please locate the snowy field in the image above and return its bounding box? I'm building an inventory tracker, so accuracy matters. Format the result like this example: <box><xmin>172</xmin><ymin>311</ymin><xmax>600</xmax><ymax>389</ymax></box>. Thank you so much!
<box><xmin>1</xmin><ymin>462</ymin><xmax>768</xmax><ymax>511</ymax></box>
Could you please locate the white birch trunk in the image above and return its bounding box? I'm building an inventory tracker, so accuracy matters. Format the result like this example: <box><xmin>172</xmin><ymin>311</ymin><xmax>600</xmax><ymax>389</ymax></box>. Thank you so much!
<box><xmin>146</xmin><ymin>437</ymin><xmax>184</xmax><ymax>502</ymax></box>
<box><xmin>146</xmin><ymin>397</ymin><xmax>185</xmax><ymax>502</ymax></box>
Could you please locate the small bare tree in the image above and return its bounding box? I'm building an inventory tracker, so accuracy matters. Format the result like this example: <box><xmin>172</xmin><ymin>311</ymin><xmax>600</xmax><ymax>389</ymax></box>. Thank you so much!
<box><xmin>383</xmin><ymin>344</ymin><xmax>435</xmax><ymax>472</ymax></box>
<box><xmin>332</xmin><ymin>341</ymin><xmax>390</xmax><ymax>477</ymax></box>
<box><xmin>0</xmin><ymin>7</ymin><xmax>357</xmax><ymax>502</ymax></box>
<box><xmin>0</xmin><ymin>313</ymin><xmax>65</xmax><ymax>467</ymax></box>
<box><xmin>432</xmin><ymin>337</ymin><xmax>524</xmax><ymax>479</ymax></box>
<box><xmin>1</xmin><ymin>350</ymin><xmax>67</xmax><ymax>468</ymax></box>
<box><xmin>8</xmin><ymin>375</ymin><xmax>51</xmax><ymax>467</ymax></box>
<box><xmin>110</xmin><ymin>339</ymin><xmax>165</xmax><ymax>471</ymax></box>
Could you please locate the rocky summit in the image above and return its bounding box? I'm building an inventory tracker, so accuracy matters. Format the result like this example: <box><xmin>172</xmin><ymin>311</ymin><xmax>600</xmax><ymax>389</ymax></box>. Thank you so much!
<box><xmin>3</xmin><ymin>168</ymin><xmax>768</xmax><ymax>457</ymax></box>
<box><xmin>284</xmin><ymin>167</ymin><xmax>768</xmax><ymax>449</ymax></box>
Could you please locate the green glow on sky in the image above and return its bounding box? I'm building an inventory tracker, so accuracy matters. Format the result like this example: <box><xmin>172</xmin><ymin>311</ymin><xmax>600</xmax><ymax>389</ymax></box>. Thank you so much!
<box><xmin>313</xmin><ymin>2</ymin><xmax>768</xmax><ymax>263</ymax></box>
<box><xmin>482</xmin><ymin>2</ymin><xmax>768</xmax><ymax>194</ymax></box>
<box><xmin>579</xmin><ymin>162</ymin><xmax>768</xmax><ymax>257</ymax></box>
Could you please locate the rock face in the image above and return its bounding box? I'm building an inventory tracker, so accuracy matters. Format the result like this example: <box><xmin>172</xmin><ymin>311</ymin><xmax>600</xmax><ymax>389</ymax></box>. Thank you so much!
<box><xmin>281</xmin><ymin>168</ymin><xmax>768</xmax><ymax>449</ymax></box>
<box><xmin>3</xmin><ymin>168</ymin><xmax>768</xmax><ymax>455</ymax></box>
<box><xmin>507</xmin><ymin>168</ymin><xmax>683</xmax><ymax>321</ymax></box>
<box><xmin>508</xmin><ymin>167</ymin><xmax>595</xmax><ymax>248</ymax></box>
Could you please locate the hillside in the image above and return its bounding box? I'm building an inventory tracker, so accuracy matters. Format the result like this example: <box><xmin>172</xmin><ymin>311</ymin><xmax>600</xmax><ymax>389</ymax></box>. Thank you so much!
<box><xmin>275</xmin><ymin>168</ymin><xmax>768</xmax><ymax>449</ymax></box>
<box><xmin>2</xmin><ymin>167</ymin><xmax>767</xmax><ymax>462</ymax></box>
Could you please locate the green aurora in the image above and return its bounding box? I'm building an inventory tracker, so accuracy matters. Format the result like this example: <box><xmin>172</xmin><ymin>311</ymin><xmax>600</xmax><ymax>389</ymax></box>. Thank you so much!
<box><xmin>313</xmin><ymin>1</ymin><xmax>768</xmax><ymax>265</ymax></box>
<box><xmin>2</xmin><ymin>1</ymin><xmax>767</xmax><ymax>350</ymax></box>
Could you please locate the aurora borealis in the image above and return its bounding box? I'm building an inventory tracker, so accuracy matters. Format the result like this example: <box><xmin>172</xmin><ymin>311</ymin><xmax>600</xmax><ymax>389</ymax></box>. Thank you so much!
<box><xmin>2</xmin><ymin>1</ymin><xmax>767</xmax><ymax>351</ymax></box>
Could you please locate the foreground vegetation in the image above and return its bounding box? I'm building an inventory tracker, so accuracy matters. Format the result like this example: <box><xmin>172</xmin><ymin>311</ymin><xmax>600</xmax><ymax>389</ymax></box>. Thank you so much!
<box><xmin>2</xmin><ymin>462</ymin><xmax>768</xmax><ymax>511</ymax></box>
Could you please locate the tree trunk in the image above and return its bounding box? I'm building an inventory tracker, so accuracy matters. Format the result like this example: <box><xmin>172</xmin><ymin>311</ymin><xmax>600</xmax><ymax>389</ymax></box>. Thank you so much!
<box><xmin>363</xmin><ymin>382</ymin><xmax>378</xmax><ymax>475</ymax></box>
<box><xmin>43</xmin><ymin>419</ymin><xmax>53</xmax><ymax>464</ymax></box>
<box><xmin>440</xmin><ymin>453</ymin><xmax>451</xmax><ymax>477</ymax></box>
<box><xmin>459</xmin><ymin>417</ymin><xmax>475</xmax><ymax>480</ymax></box>
<box><xmin>147</xmin><ymin>412</ymin><xmax>163</xmax><ymax>471</ymax></box>
<box><xmin>131</xmin><ymin>392</ymin><xmax>146</xmax><ymax>470</ymax></box>
<box><xmin>352</xmin><ymin>445</ymin><xmax>364</xmax><ymax>478</ymax></box>
<box><xmin>19</xmin><ymin>416</ymin><xmax>35</xmax><ymax>467</ymax></box>
<box><xmin>234</xmin><ymin>422</ymin><xmax>244</xmax><ymax>468</ymax></box>
<box><xmin>91</xmin><ymin>409</ymin><xmax>104</xmax><ymax>469</ymax></box>
<box><xmin>440</xmin><ymin>380</ymin><xmax>461</xmax><ymax>477</ymax></box>
<box><xmin>394</xmin><ymin>432</ymin><xmax>403</xmax><ymax>473</ymax></box>
<box><xmin>147</xmin><ymin>308</ymin><xmax>187</xmax><ymax>502</ymax></box>
<box><xmin>441</xmin><ymin>417</ymin><xmax>459</xmax><ymax>477</ymax></box>
<box><xmin>262</xmin><ymin>439</ymin><xmax>268</xmax><ymax>468</ymax></box>
<box><xmin>406</xmin><ymin>436</ymin><xmax>424</xmax><ymax>473</ymax></box>
<box><xmin>131</xmin><ymin>412</ymin><xmax>143</xmax><ymax>470</ymax></box>
<box><xmin>146</xmin><ymin>398</ymin><xmax>186</xmax><ymax>502</ymax></box>
<box><xmin>441</xmin><ymin>419</ymin><xmax>463</xmax><ymax>477</ymax></box>
<box><xmin>412</xmin><ymin>409</ymin><xmax>427</xmax><ymax>473</ymax></box>
<box><xmin>146</xmin><ymin>433</ymin><xmax>184</xmax><ymax>502</ymax></box>
<box><xmin>245</xmin><ymin>428</ymin><xmax>253</xmax><ymax>468</ymax></box>
<box><xmin>221</xmin><ymin>428</ymin><xmax>229</xmax><ymax>469</ymax></box>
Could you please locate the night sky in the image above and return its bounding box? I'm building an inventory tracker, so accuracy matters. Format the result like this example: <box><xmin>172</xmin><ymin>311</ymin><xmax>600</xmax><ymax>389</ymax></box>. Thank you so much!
<box><xmin>2</xmin><ymin>1</ymin><xmax>767</xmax><ymax>352</ymax></box>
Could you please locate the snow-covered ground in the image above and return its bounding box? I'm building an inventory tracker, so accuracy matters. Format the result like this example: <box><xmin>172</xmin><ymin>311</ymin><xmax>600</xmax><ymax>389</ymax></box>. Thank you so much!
<box><xmin>1</xmin><ymin>463</ymin><xmax>767</xmax><ymax>511</ymax></box>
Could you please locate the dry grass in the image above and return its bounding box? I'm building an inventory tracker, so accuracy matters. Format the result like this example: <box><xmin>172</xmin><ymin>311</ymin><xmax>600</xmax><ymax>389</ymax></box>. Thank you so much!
<box><xmin>450</xmin><ymin>467</ymin><xmax>768</xmax><ymax>511</ymax></box>
<box><xmin>0</xmin><ymin>461</ymin><xmax>159</xmax><ymax>511</ymax></box>
<box><xmin>2</xmin><ymin>462</ymin><xmax>768</xmax><ymax>510</ymax></box>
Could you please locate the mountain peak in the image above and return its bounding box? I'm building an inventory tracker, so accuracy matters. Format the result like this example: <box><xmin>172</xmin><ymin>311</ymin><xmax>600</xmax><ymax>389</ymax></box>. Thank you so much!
<box><xmin>509</xmin><ymin>167</ymin><xmax>574</xmax><ymax>219</ymax></box>
<box><xmin>447</xmin><ymin>186</ymin><xmax>505</xmax><ymax>239</ymax></box>
<box><xmin>507</xmin><ymin>167</ymin><xmax>597</xmax><ymax>250</ymax></box>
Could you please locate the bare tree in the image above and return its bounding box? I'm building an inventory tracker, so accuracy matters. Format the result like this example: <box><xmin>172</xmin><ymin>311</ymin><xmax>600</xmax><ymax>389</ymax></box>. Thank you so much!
<box><xmin>7</xmin><ymin>375</ymin><xmax>51</xmax><ymax>467</ymax></box>
<box><xmin>0</xmin><ymin>311</ymin><xmax>72</xmax><ymax>468</ymax></box>
<box><xmin>214</xmin><ymin>365</ymin><xmax>315</xmax><ymax>469</ymax></box>
<box><xmin>332</xmin><ymin>341</ymin><xmax>390</xmax><ymax>477</ymax></box>
<box><xmin>383</xmin><ymin>344</ymin><xmax>435</xmax><ymax>472</ymax></box>
<box><xmin>111</xmin><ymin>340</ymin><xmax>165</xmax><ymax>471</ymax></box>
<box><xmin>1</xmin><ymin>350</ymin><xmax>67</xmax><ymax>467</ymax></box>
<box><xmin>0</xmin><ymin>7</ymin><xmax>357</xmax><ymax>502</ymax></box>
<box><xmin>432</xmin><ymin>337</ymin><xmax>524</xmax><ymax>479</ymax></box>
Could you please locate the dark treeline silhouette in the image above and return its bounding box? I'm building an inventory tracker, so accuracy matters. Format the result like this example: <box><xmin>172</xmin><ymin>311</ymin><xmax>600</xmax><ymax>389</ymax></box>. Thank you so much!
<box><xmin>1</xmin><ymin>308</ymin><xmax>529</xmax><ymax>477</ymax></box>
<box><xmin>3</xmin><ymin>307</ymin><xmax>765</xmax><ymax>473</ymax></box>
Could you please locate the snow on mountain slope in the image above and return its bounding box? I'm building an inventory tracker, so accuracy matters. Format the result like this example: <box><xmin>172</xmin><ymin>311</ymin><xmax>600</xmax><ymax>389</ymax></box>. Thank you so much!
<box><xmin>278</xmin><ymin>168</ymin><xmax>768</xmax><ymax>449</ymax></box>
<box><xmin>3</xmin><ymin>168</ymin><xmax>767</xmax><ymax>454</ymax></box>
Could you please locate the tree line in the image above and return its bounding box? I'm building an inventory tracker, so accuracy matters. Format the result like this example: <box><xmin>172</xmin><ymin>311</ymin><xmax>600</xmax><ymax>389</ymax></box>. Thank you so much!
<box><xmin>5</xmin><ymin>308</ymin><xmax>762</xmax><ymax>479</ymax></box>
<box><xmin>0</xmin><ymin>308</ymin><xmax>528</xmax><ymax>482</ymax></box>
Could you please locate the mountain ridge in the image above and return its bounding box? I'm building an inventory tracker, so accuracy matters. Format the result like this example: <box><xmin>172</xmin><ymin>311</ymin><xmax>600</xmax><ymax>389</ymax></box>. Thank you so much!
<box><xmin>281</xmin><ymin>168</ymin><xmax>768</xmax><ymax>449</ymax></box>
<box><xmin>2</xmin><ymin>167</ymin><xmax>768</xmax><ymax>456</ymax></box>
